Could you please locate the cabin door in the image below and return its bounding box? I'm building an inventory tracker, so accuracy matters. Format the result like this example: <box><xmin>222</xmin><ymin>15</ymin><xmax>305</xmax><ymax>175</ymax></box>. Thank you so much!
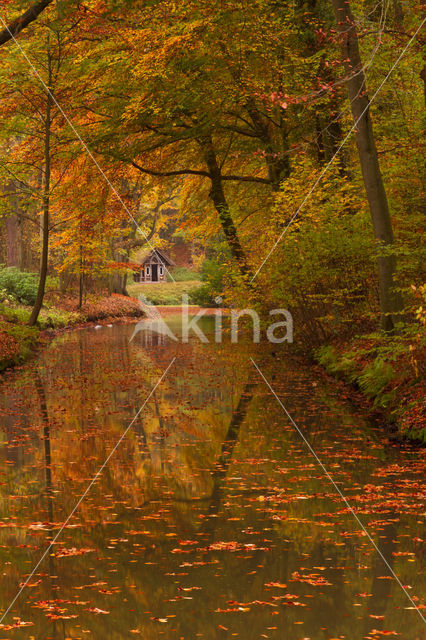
<box><xmin>151</xmin><ymin>263</ymin><xmax>158</xmax><ymax>282</ymax></box>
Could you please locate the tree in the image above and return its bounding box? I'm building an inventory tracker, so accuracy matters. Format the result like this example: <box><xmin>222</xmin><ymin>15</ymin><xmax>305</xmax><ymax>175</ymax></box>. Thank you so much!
<box><xmin>331</xmin><ymin>0</ymin><xmax>404</xmax><ymax>331</ymax></box>
<box><xmin>83</xmin><ymin>0</ymin><xmax>317</xmax><ymax>279</ymax></box>
<box><xmin>0</xmin><ymin>4</ymin><xmax>85</xmax><ymax>324</ymax></box>
<box><xmin>27</xmin><ymin>33</ymin><xmax>53</xmax><ymax>325</ymax></box>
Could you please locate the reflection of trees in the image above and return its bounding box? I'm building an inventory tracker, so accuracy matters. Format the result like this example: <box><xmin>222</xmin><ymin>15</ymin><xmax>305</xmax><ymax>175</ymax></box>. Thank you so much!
<box><xmin>363</xmin><ymin>519</ymin><xmax>398</xmax><ymax>639</ymax></box>
<box><xmin>0</xmin><ymin>324</ymin><xmax>242</xmax><ymax>518</ymax></box>
<box><xmin>0</xmin><ymin>327</ymin><xmax>424</xmax><ymax>639</ymax></box>
<box><xmin>33</xmin><ymin>370</ymin><xmax>59</xmax><ymax>640</ymax></box>
<box><xmin>204</xmin><ymin>378</ymin><xmax>256</xmax><ymax>522</ymax></box>
<box><xmin>35</xmin><ymin>371</ymin><xmax>53</xmax><ymax>526</ymax></box>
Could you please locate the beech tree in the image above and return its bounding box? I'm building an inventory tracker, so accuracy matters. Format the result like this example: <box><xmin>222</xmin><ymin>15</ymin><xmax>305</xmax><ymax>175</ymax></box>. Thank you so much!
<box><xmin>0</xmin><ymin>0</ymin><xmax>422</xmax><ymax>339</ymax></box>
<box><xmin>331</xmin><ymin>0</ymin><xmax>404</xmax><ymax>331</ymax></box>
<box><xmin>83</xmin><ymin>0</ymin><xmax>317</xmax><ymax>279</ymax></box>
<box><xmin>0</xmin><ymin>6</ymin><xmax>83</xmax><ymax>325</ymax></box>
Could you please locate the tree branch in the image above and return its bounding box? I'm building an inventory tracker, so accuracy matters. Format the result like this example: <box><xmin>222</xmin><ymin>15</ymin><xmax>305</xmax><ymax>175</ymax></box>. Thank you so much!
<box><xmin>131</xmin><ymin>160</ymin><xmax>270</xmax><ymax>184</ymax></box>
<box><xmin>131</xmin><ymin>160</ymin><xmax>210</xmax><ymax>178</ymax></box>
<box><xmin>0</xmin><ymin>0</ymin><xmax>54</xmax><ymax>46</ymax></box>
<box><xmin>222</xmin><ymin>175</ymin><xmax>270</xmax><ymax>184</ymax></box>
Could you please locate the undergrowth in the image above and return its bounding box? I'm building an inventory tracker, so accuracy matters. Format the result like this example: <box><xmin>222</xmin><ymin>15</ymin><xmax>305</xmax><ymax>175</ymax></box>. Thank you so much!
<box><xmin>316</xmin><ymin>325</ymin><xmax>425</xmax><ymax>442</ymax></box>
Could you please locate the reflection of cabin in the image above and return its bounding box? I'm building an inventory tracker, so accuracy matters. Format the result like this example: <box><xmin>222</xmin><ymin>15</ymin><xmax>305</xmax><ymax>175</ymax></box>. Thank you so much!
<box><xmin>134</xmin><ymin>249</ymin><xmax>175</xmax><ymax>283</ymax></box>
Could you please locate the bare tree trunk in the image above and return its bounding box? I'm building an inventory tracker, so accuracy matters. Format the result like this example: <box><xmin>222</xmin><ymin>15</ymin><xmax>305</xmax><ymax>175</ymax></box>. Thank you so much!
<box><xmin>110</xmin><ymin>270</ymin><xmax>128</xmax><ymax>296</ymax></box>
<box><xmin>5</xmin><ymin>213</ymin><xmax>21</xmax><ymax>267</ymax></box>
<box><xmin>392</xmin><ymin>0</ymin><xmax>404</xmax><ymax>25</ymax></box>
<box><xmin>110</xmin><ymin>230</ymin><xmax>130</xmax><ymax>296</ymax></box>
<box><xmin>331</xmin><ymin>0</ymin><xmax>404</xmax><ymax>331</ymax></box>
<box><xmin>78</xmin><ymin>238</ymin><xmax>83</xmax><ymax>308</ymax></box>
<box><xmin>2</xmin><ymin>180</ymin><xmax>25</xmax><ymax>268</ymax></box>
<box><xmin>29</xmin><ymin>61</ymin><xmax>52</xmax><ymax>326</ymax></box>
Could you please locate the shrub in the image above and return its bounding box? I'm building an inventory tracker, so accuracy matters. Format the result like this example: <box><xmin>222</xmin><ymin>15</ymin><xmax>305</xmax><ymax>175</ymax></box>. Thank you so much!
<box><xmin>0</xmin><ymin>302</ymin><xmax>31</xmax><ymax>324</ymax></box>
<box><xmin>0</xmin><ymin>266</ymin><xmax>39</xmax><ymax>305</ymax></box>
<box><xmin>357</xmin><ymin>358</ymin><xmax>395</xmax><ymax>402</ymax></box>
<box><xmin>0</xmin><ymin>287</ymin><xmax>15</xmax><ymax>304</ymax></box>
<box><xmin>188</xmin><ymin>247</ymin><xmax>231</xmax><ymax>306</ymax></box>
<box><xmin>200</xmin><ymin>256</ymin><xmax>227</xmax><ymax>289</ymax></box>
<box><xmin>38</xmin><ymin>307</ymin><xmax>81</xmax><ymax>329</ymax></box>
<box><xmin>189</xmin><ymin>283</ymin><xmax>216</xmax><ymax>307</ymax></box>
<box><xmin>316</xmin><ymin>325</ymin><xmax>425</xmax><ymax>442</ymax></box>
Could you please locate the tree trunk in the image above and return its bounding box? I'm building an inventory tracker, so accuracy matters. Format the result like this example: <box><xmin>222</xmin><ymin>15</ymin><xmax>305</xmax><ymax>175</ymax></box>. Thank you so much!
<box><xmin>28</xmin><ymin>65</ymin><xmax>52</xmax><ymax>326</ymax></box>
<box><xmin>78</xmin><ymin>239</ymin><xmax>84</xmax><ymax>308</ymax></box>
<box><xmin>420</xmin><ymin>66</ymin><xmax>426</xmax><ymax>107</ymax></box>
<box><xmin>245</xmin><ymin>98</ymin><xmax>290</xmax><ymax>190</ymax></box>
<box><xmin>0</xmin><ymin>0</ymin><xmax>54</xmax><ymax>46</ymax></box>
<box><xmin>392</xmin><ymin>0</ymin><xmax>404</xmax><ymax>25</ymax></box>
<box><xmin>110</xmin><ymin>271</ymin><xmax>128</xmax><ymax>296</ymax></box>
<box><xmin>331</xmin><ymin>0</ymin><xmax>404</xmax><ymax>331</ymax></box>
<box><xmin>3</xmin><ymin>179</ymin><xmax>26</xmax><ymax>268</ymax></box>
<box><xmin>110</xmin><ymin>239</ymin><xmax>129</xmax><ymax>296</ymax></box>
<box><xmin>5</xmin><ymin>212</ymin><xmax>21</xmax><ymax>267</ymax></box>
<box><xmin>203</xmin><ymin>138</ymin><xmax>252</xmax><ymax>279</ymax></box>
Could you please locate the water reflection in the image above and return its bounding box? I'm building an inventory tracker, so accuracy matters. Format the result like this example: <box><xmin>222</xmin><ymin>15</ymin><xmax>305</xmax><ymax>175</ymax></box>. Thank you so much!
<box><xmin>0</xmin><ymin>318</ymin><xmax>424</xmax><ymax>639</ymax></box>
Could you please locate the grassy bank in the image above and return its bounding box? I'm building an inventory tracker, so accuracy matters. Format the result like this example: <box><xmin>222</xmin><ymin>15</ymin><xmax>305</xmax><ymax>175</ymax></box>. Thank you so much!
<box><xmin>0</xmin><ymin>294</ymin><xmax>144</xmax><ymax>373</ymax></box>
<box><xmin>0</xmin><ymin>320</ymin><xmax>38</xmax><ymax>372</ymax></box>
<box><xmin>128</xmin><ymin>280</ymin><xmax>201</xmax><ymax>305</ymax></box>
<box><xmin>315</xmin><ymin>326</ymin><xmax>425</xmax><ymax>443</ymax></box>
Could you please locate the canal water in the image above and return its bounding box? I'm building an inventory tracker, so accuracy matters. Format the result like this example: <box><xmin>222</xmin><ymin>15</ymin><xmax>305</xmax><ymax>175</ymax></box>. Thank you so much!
<box><xmin>0</xmin><ymin>317</ymin><xmax>424</xmax><ymax>639</ymax></box>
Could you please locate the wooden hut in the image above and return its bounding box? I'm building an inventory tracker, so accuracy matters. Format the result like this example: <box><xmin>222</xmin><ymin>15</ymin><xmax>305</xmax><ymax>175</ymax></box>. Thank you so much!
<box><xmin>134</xmin><ymin>249</ymin><xmax>175</xmax><ymax>283</ymax></box>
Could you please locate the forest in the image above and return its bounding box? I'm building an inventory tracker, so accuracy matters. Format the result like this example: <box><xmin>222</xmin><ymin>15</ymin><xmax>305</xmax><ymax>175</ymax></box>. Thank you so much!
<box><xmin>0</xmin><ymin>1</ymin><xmax>425</xmax><ymax>638</ymax></box>
<box><xmin>1</xmin><ymin>0</ymin><xmax>424</xmax><ymax>438</ymax></box>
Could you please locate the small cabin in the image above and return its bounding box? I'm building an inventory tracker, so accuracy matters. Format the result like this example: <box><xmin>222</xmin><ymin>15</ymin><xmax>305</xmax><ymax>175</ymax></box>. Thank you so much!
<box><xmin>134</xmin><ymin>249</ymin><xmax>175</xmax><ymax>283</ymax></box>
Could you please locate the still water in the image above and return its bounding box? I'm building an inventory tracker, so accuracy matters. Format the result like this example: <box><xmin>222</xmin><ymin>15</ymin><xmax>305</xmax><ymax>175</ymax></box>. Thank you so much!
<box><xmin>0</xmin><ymin>317</ymin><xmax>424</xmax><ymax>639</ymax></box>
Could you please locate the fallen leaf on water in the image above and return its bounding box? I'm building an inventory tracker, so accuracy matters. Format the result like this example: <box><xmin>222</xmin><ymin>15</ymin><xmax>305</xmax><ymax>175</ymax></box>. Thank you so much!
<box><xmin>0</xmin><ymin>619</ymin><xmax>34</xmax><ymax>630</ymax></box>
<box><xmin>85</xmin><ymin>607</ymin><xmax>109</xmax><ymax>615</ymax></box>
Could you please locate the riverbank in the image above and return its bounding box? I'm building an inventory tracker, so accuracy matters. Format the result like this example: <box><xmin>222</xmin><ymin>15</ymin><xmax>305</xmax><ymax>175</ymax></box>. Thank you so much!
<box><xmin>315</xmin><ymin>326</ymin><xmax>425</xmax><ymax>444</ymax></box>
<box><xmin>0</xmin><ymin>294</ymin><xmax>144</xmax><ymax>372</ymax></box>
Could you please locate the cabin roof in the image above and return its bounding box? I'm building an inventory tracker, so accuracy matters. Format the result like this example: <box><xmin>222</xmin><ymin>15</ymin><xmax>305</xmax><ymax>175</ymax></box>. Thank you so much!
<box><xmin>138</xmin><ymin>248</ymin><xmax>175</xmax><ymax>267</ymax></box>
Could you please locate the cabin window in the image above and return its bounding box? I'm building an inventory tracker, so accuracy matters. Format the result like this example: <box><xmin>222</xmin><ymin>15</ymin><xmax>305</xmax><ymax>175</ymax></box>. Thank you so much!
<box><xmin>146</xmin><ymin>266</ymin><xmax>150</xmax><ymax>276</ymax></box>
<box><xmin>159</xmin><ymin>266</ymin><xmax>164</xmax><ymax>276</ymax></box>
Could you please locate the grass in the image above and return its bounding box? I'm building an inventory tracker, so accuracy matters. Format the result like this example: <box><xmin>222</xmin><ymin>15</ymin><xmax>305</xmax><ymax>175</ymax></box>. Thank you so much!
<box><xmin>167</xmin><ymin>267</ymin><xmax>200</xmax><ymax>282</ymax></box>
<box><xmin>128</xmin><ymin>280</ymin><xmax>201</xmax><ymax>305</ymax></box>
<box><xmin>0</xmin><ymin>301</ymin><xmax>80</xmax><ymax>329</ymax></box>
